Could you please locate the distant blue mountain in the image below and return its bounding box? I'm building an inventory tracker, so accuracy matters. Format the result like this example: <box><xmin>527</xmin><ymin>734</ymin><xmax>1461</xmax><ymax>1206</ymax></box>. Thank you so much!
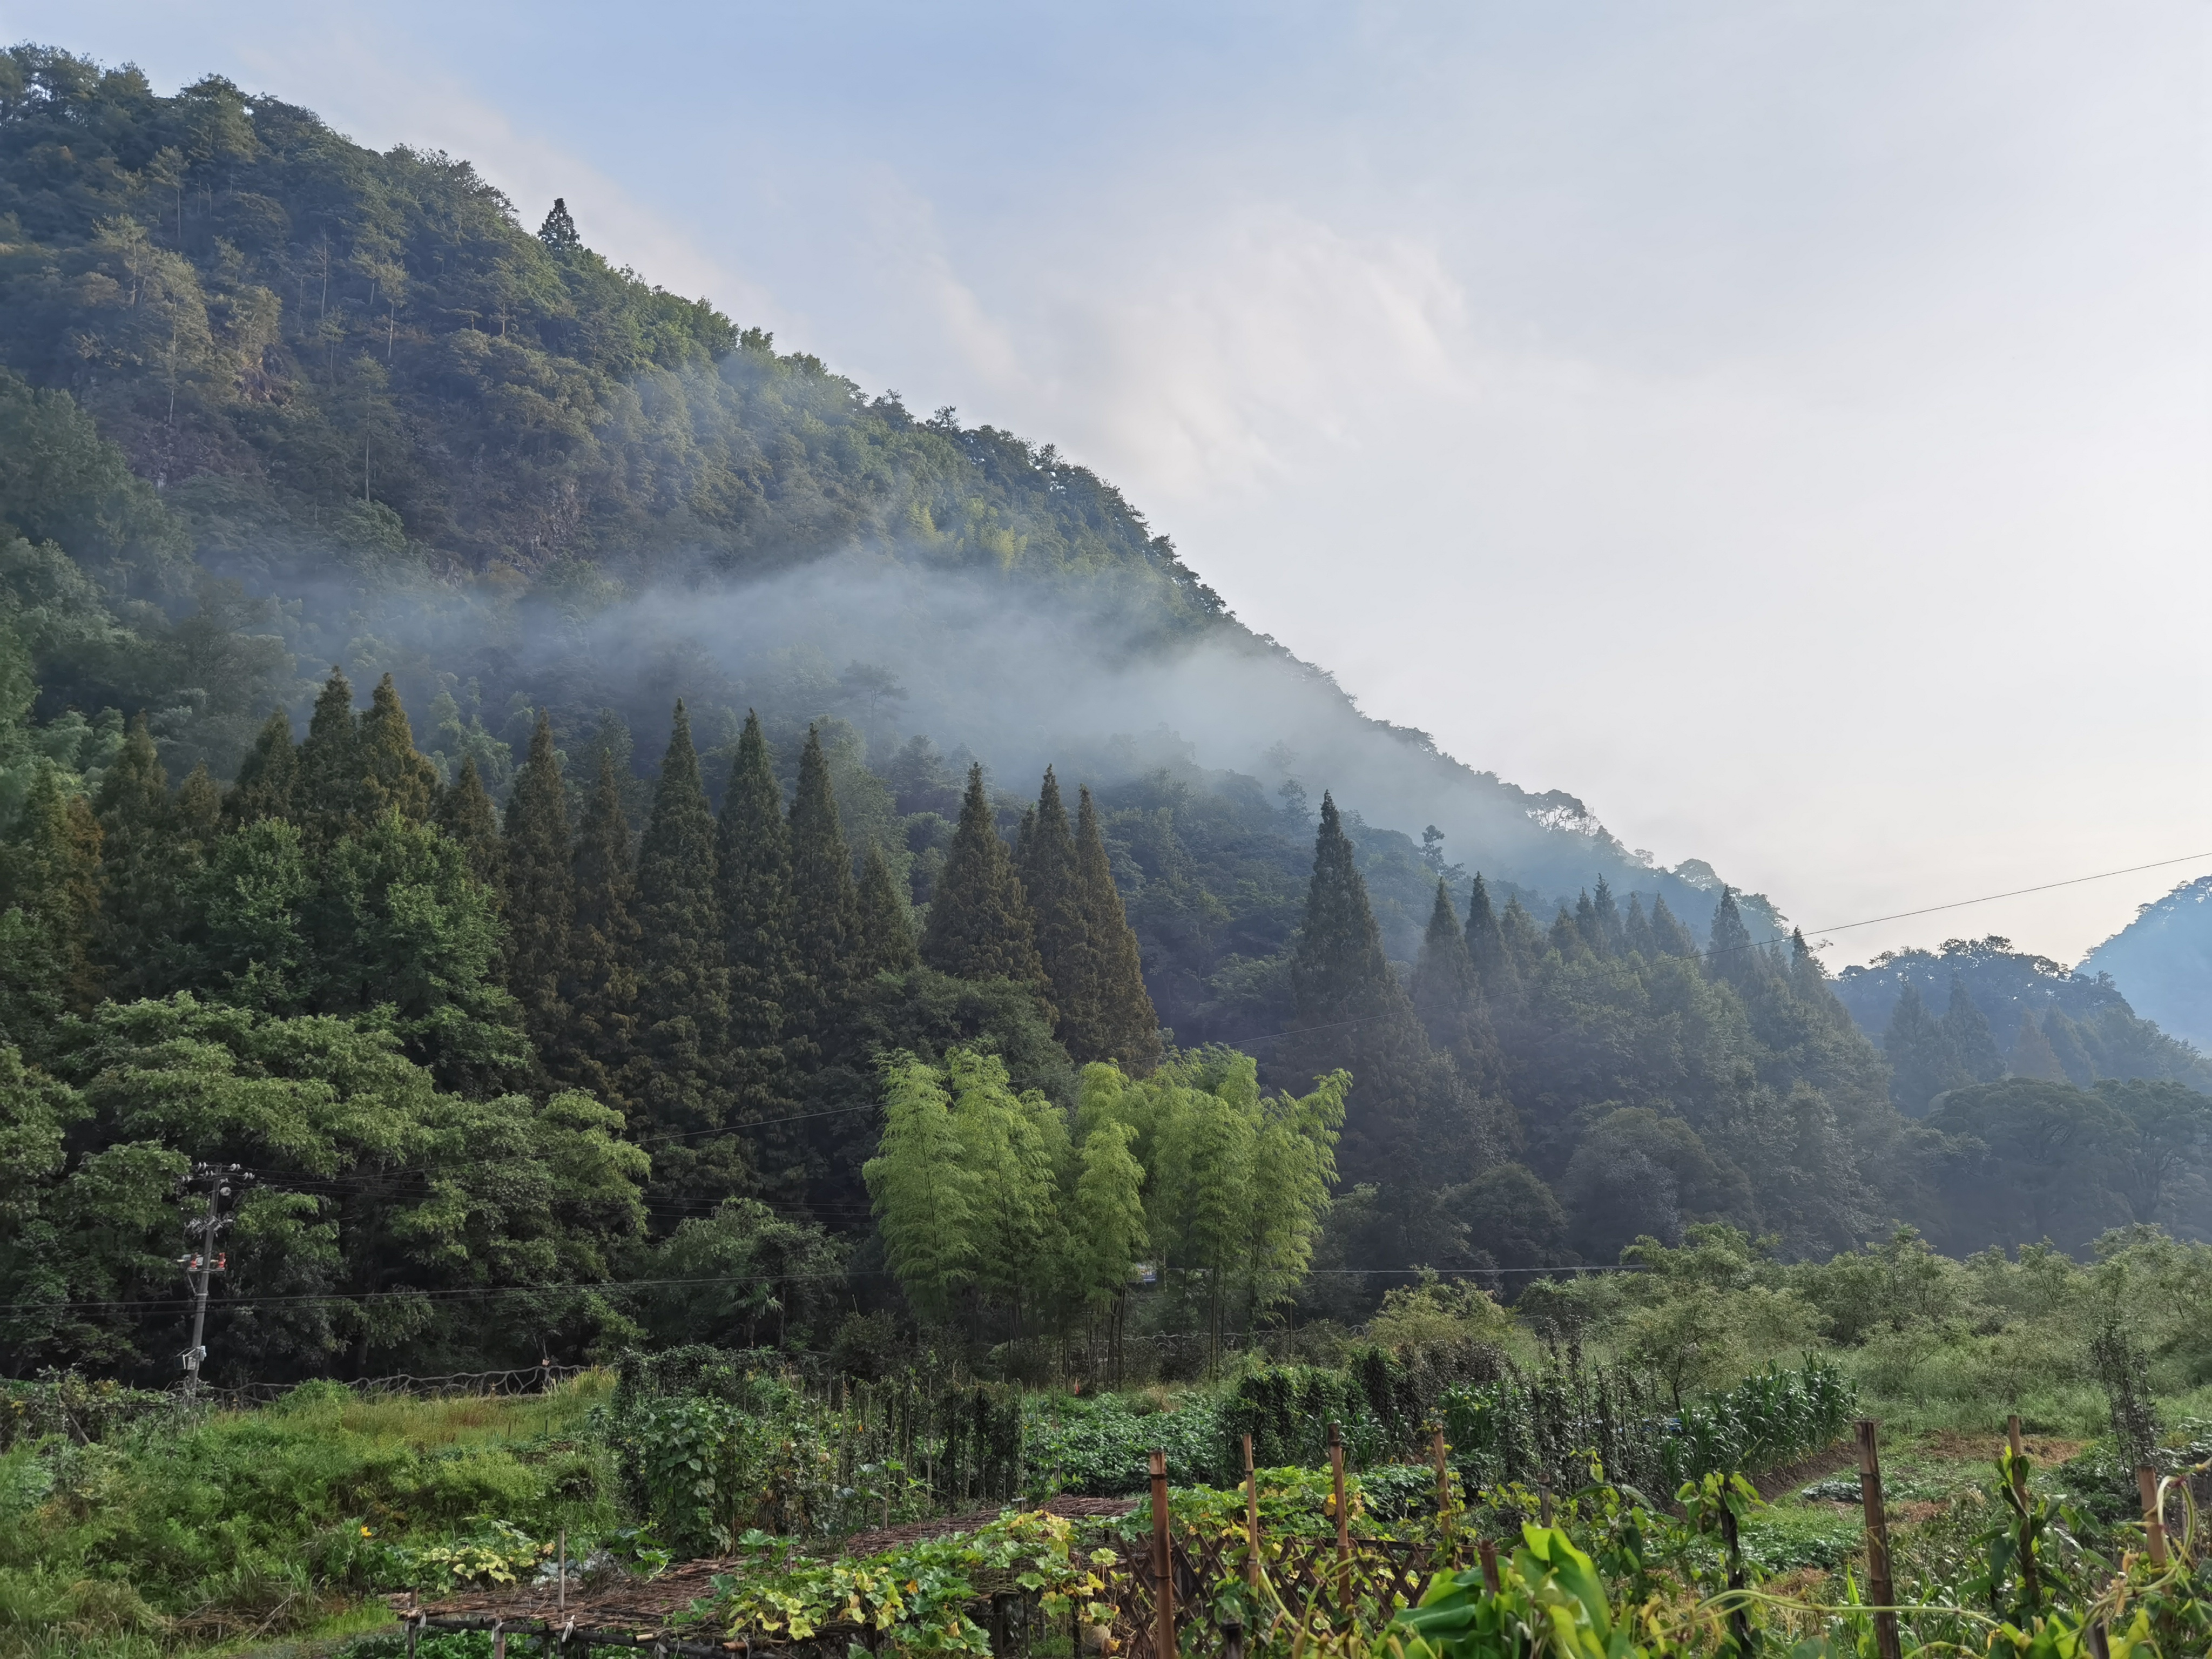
<box><xmin>2082</xmin><ymin>875</ymin><xmax>2212</xmax><ymax>1054</ymax></box>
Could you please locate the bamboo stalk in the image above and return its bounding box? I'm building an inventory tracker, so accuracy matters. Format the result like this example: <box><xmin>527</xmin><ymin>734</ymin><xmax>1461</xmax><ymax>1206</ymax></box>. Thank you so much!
<box><xmin>1431</xmin><ymin>1425</ymin><xmax>1451</xmax><ymax>1546</ymax></box>
<box><xmin>1151</xmin><ymin>1448</ymin><xmax>1174</xmax><ymax>1659</ymax></box>
<box><xmin>2006</xmin><ymin>1416</ymin><xmax>2039</xmax><ymax>1605</ymax></box>
<box><xmin>2137</xmin><ymin>1465</ymin><xmax>2168</xmax><ymax>1566</ymax></box>
<box><xmin>1327</xmin><ymin>1421</ymin><xmax>1351</xmax><ymax>1610</ymax></box>
<box><xmin>1243</xmin><ymin>1433</ymin><xmax>1260</xmax><ymax>1590</ymax></box>
<box><xmin>1857</xmin><ymin>1420</ymin><xmax>1901</xmax><ymax>1659</ymax></box>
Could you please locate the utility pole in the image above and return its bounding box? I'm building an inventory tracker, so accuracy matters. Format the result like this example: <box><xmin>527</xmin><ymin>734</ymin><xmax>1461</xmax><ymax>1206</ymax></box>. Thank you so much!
<box><xmin>177</xmin><ymin>1163</ymin><xmax>253</xmax><ymax>1394</ymax></box>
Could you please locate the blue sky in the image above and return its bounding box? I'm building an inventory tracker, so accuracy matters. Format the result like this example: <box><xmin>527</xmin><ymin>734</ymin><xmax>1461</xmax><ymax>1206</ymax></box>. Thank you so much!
<box><xmin>7</xmin><ymin>1</ymin><xmax>2209</xmax><ymax>963</ymax></box>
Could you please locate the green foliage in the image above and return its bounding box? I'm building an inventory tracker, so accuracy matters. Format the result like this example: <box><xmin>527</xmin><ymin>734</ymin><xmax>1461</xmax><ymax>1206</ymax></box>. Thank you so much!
<box><xmin>922</xmin><ymin>765</ymin><xmax>1049</xmax><ymax>1004</ymax></box>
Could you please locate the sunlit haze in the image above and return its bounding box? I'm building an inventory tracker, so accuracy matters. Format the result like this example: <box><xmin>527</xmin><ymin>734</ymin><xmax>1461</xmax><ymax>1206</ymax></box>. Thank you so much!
<box><xmin>15</xmin><ymin>0</ymin><xmax>2207</xmax><ymax>965</ymax></box>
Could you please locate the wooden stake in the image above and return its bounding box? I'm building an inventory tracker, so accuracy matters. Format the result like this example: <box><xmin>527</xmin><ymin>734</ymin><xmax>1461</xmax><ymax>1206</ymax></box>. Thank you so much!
<box><xmin>1327</xmin><ymin>1421</ymin><xmax>1352</xmax><ymax>1609</ymax></box>
<box><xmin>1856</xmin><ymin>1420</ymin><xmax>1902</xmax><ymax>1659</ymax></box>
<box><xmin>1477</xmin><ymin>1539</ymin><xmax>1500</xmax><ymax>1595</ymax></box>
<box><xmin>1431</xmin><ymin>1425</ymin><xmax>1452</xmax><ymax>1539</ymax></box>
<box><xmin>1537</xmin><ymin>1481</ymin><xmax>1553</xmax><ymax>1527</ymax></box>
<box><xmin>1150</xmin><ymin>1448</ymin><xmax>1174</xmax><ymax>1659</ymax></box>
<box><xmin>557</xmin><ymin>1530</ymin><xmax>566</xmax><ymax>1615</ymax></box>
<box><xmin>2137</xmin><ymin>1465</ymin><xmax>2168</xmax><ymax>1566</ymax></box>
<box><xmin>2006</xmin><ymin>1417</ymin><xmax>2039</xmax><ymax>1605</ymax></box>
<box><xmin>1243</xmin><ymin>1433</ymin><xmax>1261</xmax><ymax>1590</ymax></box>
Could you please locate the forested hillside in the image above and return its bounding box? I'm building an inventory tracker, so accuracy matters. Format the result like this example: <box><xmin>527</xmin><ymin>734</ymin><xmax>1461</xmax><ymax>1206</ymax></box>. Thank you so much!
<box><xmin>2081</xmin><ymin>874</ymin><xmax>2212</xmax><ymax>1054</ymax></box>
<box><xmin>7</xmin><ymin>44</ymin><xmax>2212</xmax><ymax>1391</ymax></box>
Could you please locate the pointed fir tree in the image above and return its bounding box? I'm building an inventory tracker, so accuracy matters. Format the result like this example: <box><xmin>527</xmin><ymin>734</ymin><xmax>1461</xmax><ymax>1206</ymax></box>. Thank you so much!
<box><xmin>1648</xmin><ymin>895</ymin><xmax>1699</xmax><ymax>957</ymax></box>
<box><xmin>1942</xmin><ymin>977</ymin><xmax>2006</xmax><ymax>1083</ymax></box>
<box><xmin>715</xmin><ymin>711</ymin><xmax>797</xmax><ymax>1117</ymax></box>
<box><xmin>1549</xmin><ymin>905</ymin><xmax>1584</xmax><ymax>958</ymax></box>
<box><xmin>921</xmin><ymin>763</ymin><xmax>1050</xmax><ymax>1007</ymax></box>
<box><xmin>433</xmin><ymin>754</ymin><xmax>504</xmax><ymax>897</ymax></box>
<box><xmin>539</xmin><ymin>197</ymin><xmax>582</xmax><ymax>249</ymax></box>
<box><xmin>855</xmin><ymin>844</ymin><xmax>920</xmax><ymax>979</ymax></box>
<box><xmin>0</xmin><ymin>764</ymin><xmax>105</xmax><ymax>1026</ymax></box>
<box><xmin>1589</xmin><ymin>875</ymin><xmax>1623</xmax><ymax>954</ymax></box>
<box><xmin>786</xmin><ymin>724</ymin><xmax>862</xmax><ymax>1034</ymax></box>
<box><xmin>1884</xmin><ymin>981</ymin><xmax>1968</xmax><ymax>1115</ymax></box>
<box><xmin>2043</xmin><ymin>1006</ymin><xmax>2097</xmax><ymax>1085</ymax></box>
<box><xmin>295</xmin><ymin>667</ymin><xmax>361</xmax><ymax>847</ymax></box>
<box><xmin>502</xmin><ymin>713</ymin><xmax>572</xmax><ymax>1049</ymax></box>
<box><xmin>224</xmin><ymin>710</ymin><xmax>299</xmax><ymax>827</ymax></box>
<box><xmin>1464</xmin><ymin>872</ymin><xmax>1520</xmax><ymax>1004</ymax></box>
<box><xmin>1412</xmin><ymin>877</ymin><xmax>1497</xmax><ymax>1084</ymax></box>
<box><xmin>1622</xmin><ymin>893</ymin><xmax>1655</xmax><ymax>957</ymax></box>
<box><xmin>1499</xmin><ymin>896</ymin><xmax>1546</xmax><ymax>976</ymax></box>
<box><xmin>631</xmin><ymin>702</ymin><xmax>731</xmax><ymax>1133</ymax></box>
<box><xmin>1019</xmin><ymin>767</ymin><xmax>1091</xmax><ymax>1043</ymax></box>
<box><xmin>1280</xmin><ymin>792</ymin><xmax>1475</xmax><ymax>1185</ymax></box>
<box><xmin>175</xmin><ymin>763</ymin><xmax>221</xmax><ymax>847</ymax></box>
<box><xmin>561</xmin><ymin>748</ymin><xmax>641</xmax><ymax>1106</ymax></box>
<box><xmin>91</xmin><ymin>715</ymin><xmax>179</xmax><ymax>995</ymax></box>
<box><xmin>358</xmin><ymin>673</ymin><xmax>439</xmax><ymax>825</ymax></box>
<box><xmin>1070</xmin><ymin>784</ymin><xmax>1162</xmax><ymax>1071</ymax></box>
<box><xmin>2010</xmin><ymin>1011</ymin><xmax>2068</xmax><ymax>1082</ymax></box>
<box><xmin>1707</xmin><ymin>888</ymin><xmax>1761</xmax><ymax>988</ymax></box>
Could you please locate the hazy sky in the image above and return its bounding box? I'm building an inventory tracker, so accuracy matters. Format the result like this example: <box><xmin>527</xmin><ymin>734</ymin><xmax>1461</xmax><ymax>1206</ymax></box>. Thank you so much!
<box><xmin>11</xmin><ymin>2</ymin><xmax>2210</xmax><ymax>966</ymax></box>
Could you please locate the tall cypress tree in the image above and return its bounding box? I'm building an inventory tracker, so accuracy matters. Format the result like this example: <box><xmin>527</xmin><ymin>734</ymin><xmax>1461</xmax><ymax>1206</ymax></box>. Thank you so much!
<box><xmin>503</xmin><ymin>712</ymin><xmax>572</xmax><ymax>1050</ymax></box>
<box><xmin>561</xmin><ymin>748</ymin><xmax>640</xmax><ymax>1106</ymax></box>
<box><xmin>359</xmin><ymin>673</ymin><xmax>439</xmax><ymax>825</ymax></box>
<box><xmin>1412</xmin><ymin>878</ymin><xmax>1487</xmax><ymax>1059</ymax></box>
<box><xmin>1020</xmin><ymin>767</ymin><xmax>1090</xmax><ymax>1041</ymax></box>
<box><xmin>175</xmin><ymin>764</ymin><xmax>221</xmax><ymax>847</ymax></box>
<box><xmin>1071</xmin><ymin>785</ymin><xmax>1161</xmax><ymax>1071</ymax></box>
<box><xmin>715</xmin><ymin>711</ymin><xmax>797</xmax><ymax>1175</ymax></box>
<box><xmin>1705</xmin><ymin>888</ymin><xmax>1761</xmax><ymax>988</ymax></box>
<box><xmin>786</xmin><ymin>724</ymin><xmax>861</xmax><ymax>1034</ymax></box>
<box><xmin>433</xmin><ymin>756</ymin><xmax>504</xmax><ymax>896</ymax></box>
<box><xmin>1464</xmin><ymin>872</ymin><xmax>1519</xmax><ymax>1005</ymax></box>
<box><xmin>224</xmin><ymin>711</ymin><xmax>299</xmax><ymax>827</ymax></box>
<box><xmin>631</xmin><ymin>702</ymin><xmax>729</xmax><ymax>1133</ymax></box>
<box><xmin>1</xmin><ymin>765</ymin><xmax>105</xmax><ymax>1026</ymax></box>
<box><xmin>1648</xmin><ymin>895</ymin><xmax>1699</xmax><ymax>958</ymax></box>
<box><xmin>1622</xmin><ymin>893</ymin><xmax>1655</xmax><ymax>958</ymax></box>
<box><xmin>856</xmin><ymin>844</ymin><xmax>920</xmax><ymax>978</ymax></box>
<box><xmin>295</xmin><ymin>668</ymin><xmax>360</xmax><ymax>847</ymax></box>
<box><xmin>1942</xmin><ymin>978</ymin><xmax>2006</xmax><ymax>1083</ymax></box>
<box><xmin>921</xmin><ymin>764</ymin><xmax>1050</xmax><ymax>1008</ymax></box>
<box><xmin>92</xmin><ymin>715</ymin><xmax>178</xmax><ymax>994</ymax></box>
<box><xmin>1884</xmin><ymin>981</ymin><xmax>1967</xmax><ymax>1115</ymax></box>
<box><xmin>1588</xmin><ymin>875</ymin><xmax>1623</xmax><ymax>955</ymax></box>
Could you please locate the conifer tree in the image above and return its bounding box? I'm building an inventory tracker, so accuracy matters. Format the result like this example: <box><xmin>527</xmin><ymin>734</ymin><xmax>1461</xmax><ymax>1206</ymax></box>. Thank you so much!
<box><xmin>503</xmin><ymin>713</ymin><xmax>573</xmax><ymax>1049</ymax></box>
<box><xmin>1884</xmin><ymin>981</ymin><xmax>1968</xmax><ymax>1115</ymax></box>
<box><xmin>1464</xmin><ymin>873</ymin><xmax>1520</xmax><ymax>1003</ymax></box>
<box><xmin>1648</xmin><ymin>895</ymin><xmax>1699</xmax><ymax>958</ymax></box>
<box><xmin>1707</xmin><ymin>888</ymin><xmax>1761</xmax><ymax>988</ymax></box>
<box><xmin>174</xmin><ymin>764</ymin><xmax>221</xmax><ymax>847</ymax></box>
<box><xmin>1589</xmin><ymin>875</ymin><xmax>1622</xmax><ymax>954</ymax></box>
<box><xmin>2043</xmin><ymin>1007</ymin><xmax>2096</xmax><ymax>1085</ymax></box>
<box><xmin>359</xmin><ymin>673</ymin><xmax>439</xmax><ymax>824</ymax></box>
<box><xmin>1</xmin><ymin>764</ymin><xmax>104</xmax><ymax>1026</ymax></box>
<box><xmin>1622</xmin><ymin>893</ymin><xmax>1655</xmax><ymax>958</ymax></box>
<box><xmin>433</xmin><ymin>755</ymin><xmax>504</xmax><ymax>896</ymax></box>
<box><xmin>1019</xmin><ymin>767</ymin><xmax>1089</xmax><ymax>1038</ymax></box>
<box><xmin>562</xmin><ymin>749</ymin><xmax>640</xmax><ymax>1106</ymax></box>
<box><xmin>295</xmin><ymin>668</ymin><xmax>361</xmax><ymax>847</ymax></box>
<box><xmin>91</xmin><ymin>716</ymin><xmax>179</xmax><ymax>994</ymax></box>
<box><xmin>786</xmin><ymin>725</ymin><xmax>861</xmax><ymax>1034</ymax></box>
<box><xmin>715</xmin><ymin>710</ymin><xmax>797</xmax><ymax>1133</ymax></box>
<box><xmin>1412</xmin><ymin>878</ymin><xmax>1494</xmax><ymax>1080</ymax></box>
<box><xmin>631</xmin><ymin>702</ymin><xmax>730</xmax><ymax>1132</ymax></box>
<box><xmin>1942</xmin><ymin>978</ymin><xmax>2006</xmax><ymax>1083</ymax></box>
<box><xmin>2010</xmin><ymin>1012</ymin><xmax>2068</xmax><ymax>1082</ymax></box>
<box><xmin>1280</xmin><ymin>792</ymin><xmax>1475</xmax><ymax>1185</ymax></box>
<box><xmin>224</xmin><ymin>711</ymin><xmax>299</xmax><ymax>827</ymax></box>
<box><xmin>1499</xmin><ymin>896</ymin><xmax>1546</xmax><ymax>976</ymax></box>
<box><xmin>1072</xmin><ymin>785</ymin><xmax>1161</xmax><ymax>1070</ymax></box>
<box><xmin>856</xmin><ymin>844</ymin><xmax>920</xmax><ymax>977</ymax></box>
<box><xmin>922</xmin><ymin>764</ymin><xmax>1050</xmax><ymax>1008</ymax></box>
<box><xmin>1549</xmin><ymin>905</ymin><xmax>1584</xmax><ymax>958</ymax></box>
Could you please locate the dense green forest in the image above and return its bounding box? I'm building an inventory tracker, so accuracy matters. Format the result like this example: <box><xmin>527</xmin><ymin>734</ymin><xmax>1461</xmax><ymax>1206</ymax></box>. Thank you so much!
<box><xmin>7</xmin><ymin>43</ymin><xmax>2212</xmax><ymax>1395</ymax></box>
